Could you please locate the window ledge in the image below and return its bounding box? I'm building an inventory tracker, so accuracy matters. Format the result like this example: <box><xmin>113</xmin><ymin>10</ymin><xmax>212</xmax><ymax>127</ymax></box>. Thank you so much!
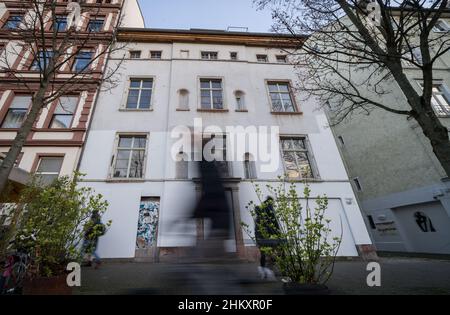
<box><xmin>106</xmin><ymin>178</ymin><xmax>146</xmax><ymax>183</ymax></box>
<box><xmin>197</xmin><ymin>108</ymin><xmax>229</xmax><ymax>113</ymax></box>
<box><xmin>119</xmin><ymin>108</ymin><xmax>153</xmax><ymax>112</ymax></box>
<box><xmin>284</xmin><ymin>178</ymin><xmax>323</xmax><ymax>182</ymax></box>
<box><xmin>235</xmin><ymin>109</ymin><xmax>248</xmax><ymax>112</ymax></box>
<box><xmin>176</xmin><ymin>108</ymin><xmax>190</xmax><ymax>112</ymax></box>
<box><xmin>270</xmin><ymin>111</ymin><xmax>303</xmax><ymax>115</ymax></box>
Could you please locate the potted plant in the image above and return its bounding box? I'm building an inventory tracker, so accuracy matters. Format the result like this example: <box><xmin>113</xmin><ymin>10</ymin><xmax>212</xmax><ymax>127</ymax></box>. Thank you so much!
<box><xmin>12</xmin><ymin>172</ymin><xmax>110</xmax><ymax>295</ymax></box>
<box><xmin>243</xmin><ymin>178</ymin><xmax>342</xmax><ymax>295</ymax></box>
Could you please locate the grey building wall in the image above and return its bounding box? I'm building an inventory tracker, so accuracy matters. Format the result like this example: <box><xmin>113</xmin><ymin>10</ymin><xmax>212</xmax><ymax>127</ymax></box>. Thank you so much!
<box><xmin>327</xmin><ymin>19</ymin><xmax>450</xmax><ymax>254</ymax></box>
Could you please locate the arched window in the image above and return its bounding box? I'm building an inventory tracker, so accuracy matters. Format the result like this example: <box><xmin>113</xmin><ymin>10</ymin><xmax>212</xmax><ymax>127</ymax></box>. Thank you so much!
<box><xmin>176</xmin><ymin>152</ymin><xmax>189</xmax><ymax>179</ymax></box>
<box><xmin>244</xmin><ymin>153</ymin><xmax>256</xmax><ymax>179</ymax></box>
<box><xmin>178</xmin><ymin>89</ymin><xmax>189</xmax><ymax>110</ymax></box>
<box><xmin>234</xmin><ymin>90</ymin><xmax>245</xmax><ymax>111</ymax></box>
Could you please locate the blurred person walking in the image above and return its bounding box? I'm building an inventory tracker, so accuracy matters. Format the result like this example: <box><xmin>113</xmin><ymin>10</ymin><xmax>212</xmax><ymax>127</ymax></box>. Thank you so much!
<box><xmin>82</xmin><ymin>211</ymin><xmax>106</xmax><ymax>269</ymax></box>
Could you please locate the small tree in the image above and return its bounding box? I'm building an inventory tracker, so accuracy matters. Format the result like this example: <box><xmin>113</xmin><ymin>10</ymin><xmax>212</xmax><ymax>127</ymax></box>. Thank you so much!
<box><xmin>243</xmin><ymin>179</ymin><xmax>342</xmax><ymax>285</ymax></box>
<box><xmin>13</xmin><ymin>172</ymin><xmax>110</xmax><ymax>278</ymax></box>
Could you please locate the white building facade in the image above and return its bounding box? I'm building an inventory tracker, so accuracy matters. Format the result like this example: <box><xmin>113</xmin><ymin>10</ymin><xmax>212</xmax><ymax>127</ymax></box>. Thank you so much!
<box><xmin>79</xmin><ymin>29</ymin><xmax>374</xmax><ymax>261</ymax></box>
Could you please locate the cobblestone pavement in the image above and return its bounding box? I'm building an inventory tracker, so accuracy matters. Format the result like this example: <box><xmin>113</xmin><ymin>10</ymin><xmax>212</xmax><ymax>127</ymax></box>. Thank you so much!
<box><xmin>74</xmin><ymin>257</ymin><xmax>450</xmax><ymax>295</ymax></box>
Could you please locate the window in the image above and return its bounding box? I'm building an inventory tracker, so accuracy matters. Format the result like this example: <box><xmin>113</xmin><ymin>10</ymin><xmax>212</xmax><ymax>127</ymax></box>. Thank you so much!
<box><xmin>129</xmin><ymin>50</ymin><xmax>141</xmax><ymax>59</ymax></box>
<box><xmin>50</xmin><ymin>96</ymin><xmax>78</xmax><ymax>129</ymax></box>
<box><xmin>112</xmin><ymin>135</ymin><xmax>147</xmax><ymax>179</ymax></box>
<box><xmin>53</xmin><ymin>16</ymin><xmax>67</xmax><ymax>32</ymax></box>
<box><xmin>3</xmin><ymin>15</ymin><xmax>22</xmax><ymax>29</ymax></box>
<box><xmin>87</xmin><ymin>18</ymin><xmax>104</xmax><ymax>32</ymax></box>
<box><xmin>126</xmin><ymin>78</ymin><xmax>153</xmax><ymax>109</ymax></box>
<box><xmin>178</xmin><ymin>89</ymin><xmax>189</xmax><ymax>110</ymax></box>
<box><xmin>30</xmin><ymin>50</ymin><xmax>54</xmax><ymax>71</ymax></box>
<box><xmin>230</xmin><ymin>52</ymin><xmax>238</xmax><ymax>60</ymax></box>
<box><xmin>353</xmin><ymin>178</ymin><xmax>363</xmax><ymax>191</ymax></box>
<box><xmin>430</xmin><ymin>84</ymin><xmax>450</xmax><ymax>116</ymax></box>
<box><xmin>403</xmin><ymin>47</ymin><xmax>423</xmax><ymax>66</ymax></box>
<box><xmin>35</xmin><ymin>156</ymin><xmax>64</xmax><ymax>185</ymax></box>
<box><xmin>419</xmin><ymin>82</ymin><xmax>450</xmax><ymax>116</ymax></box>
<box><xmin>201</xmin><ymin>51</ymin><xmax>218</xmax><ymax>60</ymax></box>
<box><xmin>281</xmin><ymin>138</ymin><xmax>314</xmax><ymax>179</ymax></box>
<box><xmin>72</xmin><ymin>51</ymin><xmax>93</xmax><ymax>72</ymax></box>
<box><xmin>234</xmin><ymin>90</ymin><xmax>245</xmax><ymax>110</ymax></box>
<box><xmin>276</xmin><ymin>55</ymin><xmax>287</xmax><ymax>63</ymax></box>
<box><xmin>150</xmin><ymin>51</ymin><xmax>162</xmax><ymax>59</ymax></box>
<box><xmin>267</xmin><ymin>82</ymin><xmax>296</xmax><ymax>112</ymax></box>
<box><xmin>1</xmin><ymin>95</ymin><xmax>31</xmax><ymax>128</ymax></box>
<box><xmin>244</xmin><ymin>153</ymin><xmax>256</xmax><ymax>179</ymax></box>
<box><xmin>200</xmin><ymin>79</ymin><xmax>223</xmax><ymax>109</ymax></box>
<box><xmin>257</xmin><ymin>54</ymin><xmax>268</xmax><ymax>62</ymax></box>
<box><xmin>433</xmin><ymin>20</ymin><xmax>450</xmax><ymax>32</ymax></box>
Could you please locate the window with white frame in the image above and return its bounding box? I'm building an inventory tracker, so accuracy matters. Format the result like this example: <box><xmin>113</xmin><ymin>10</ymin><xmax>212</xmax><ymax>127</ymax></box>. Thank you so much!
<box><xmin>200</xmin><ymin>79</ymin><xmax>223</xmax><ymax>109</ymax></box>
<box><xmin>129</xmin><ymin>50</ymin><xmax>141</xmax><ymax>59</ymax></box>
<box><xmin>150</xmin><ymin>51</ymin><xmax>162</xmax><ymax>59</ymax></box>
<box><xmin>126</xmin><ymin>78</ymin><xmax>153</xmax><ymax>109</ymax></box>
<box><xmin>201</xmin><ymin>51</ymin><xmax>218</xmax><ymax>60</ymax></box>
<box><xmin>276</xmin><ymin>55</ymin><xmax>287</xmax><ymax>63</ymax></box>
<box><xmin>433</xmin><ymin>20</ymin><xmax>450</xmax><ymax>32</ymax></box>
<box><xmin>112</xmin><ymin>135</ymin><xmax>147</xmax><ymax>179</ymax></box>
<box><xmin>230</xmin><ymin>52</ymin><xmax>238</xmax><ymax>60</ymax></box>
<box><xmin>267</xmin><ymin>81</ymin><xmax>296</xmax><ymax>112</ymax></box>
<box><xmin>1</xmin><ymin>95</ymin><xmax>31</xmax><ymax>128</ymax></box>
<box><xmin>419</xmin><ymin>82</ymin><xmax>450</xmax><ymax>116</ymax></box>
<box><xmin>87</xmin><ymin>18</ymin><xmax>104</xmax><ymax>32</ymax></box>
<box><xmin>3</xmin><ymin>15</ymin><xmax>23</xmax><ymax>30</ymax></box>
<box><xmin>50</xmin><ymin>96</ymin><xmax>78</xmax><ymax>129</ymax></box>
<box><xmin>72</xmin><ymin>51</ymin><xmax>93</xmax><ymax>72</ymax></box>
<box><xmin>35</xmin><ymin>156</ymin><xmax>64</xmax><ymax>185</ymax></box>
<box><xmin>431</xmin><ymin>83</ymin><xmax>450</xmax><ymax>116</ymax></box>
<box><xmin>30</xmin><ymin>50</ymin><xmax>54</xmax><ymax>71</ymax></box>
<box><xmin>281</xmin><ymin>138</ymin><xmax>314</xmax><ymax>179</ymax></box>
<box><xmin>403</xmin><ymin>47</ymin><xmax>423</xmax><ymax>66</ymax></box>
<box><xmin>257</xmin><ymin>54</ymin><xmax>268</xmax><ymax>62</ymax></box>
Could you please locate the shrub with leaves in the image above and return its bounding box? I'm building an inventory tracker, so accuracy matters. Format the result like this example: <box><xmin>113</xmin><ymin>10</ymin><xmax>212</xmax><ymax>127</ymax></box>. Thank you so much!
<box><xmin>14</xmin><ymin>172</ymin><xmax>110</xmax><ymax>278</ymax></box>
<box><xmin>243</xmin><ymin>179</ymin><xmax>342</xmax><ymax>285</ymax></box>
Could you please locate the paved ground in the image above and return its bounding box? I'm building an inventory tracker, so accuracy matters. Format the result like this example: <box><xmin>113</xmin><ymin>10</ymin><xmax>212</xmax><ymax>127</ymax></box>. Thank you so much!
<box><xmin>74</xmin><ymin>257</ymin><xmax>450</xmax><ymax>295</ymax></box>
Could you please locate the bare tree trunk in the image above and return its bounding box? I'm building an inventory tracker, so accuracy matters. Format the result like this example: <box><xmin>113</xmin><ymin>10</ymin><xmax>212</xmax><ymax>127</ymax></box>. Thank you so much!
<box><xmin>0</xmin><ymin>86</ymin><xmax>48</xmax><ymax>196</ymax></box>
<box><xmin>413</xmin><ymin>103</ymin><xmax>450</xmax><ymax>178</ymax></box>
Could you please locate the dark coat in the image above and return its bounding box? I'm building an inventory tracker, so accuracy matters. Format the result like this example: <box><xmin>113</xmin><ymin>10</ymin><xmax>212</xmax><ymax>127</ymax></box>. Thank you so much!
<box><xmin>193</xmin><ymin>161</ymin><xmax>231</xmax><ymax>232</ymax></box>
<box><xmin>255</xmin><ymin>201</ymin><xmax>281</xmax><ymax>247</ymax></box>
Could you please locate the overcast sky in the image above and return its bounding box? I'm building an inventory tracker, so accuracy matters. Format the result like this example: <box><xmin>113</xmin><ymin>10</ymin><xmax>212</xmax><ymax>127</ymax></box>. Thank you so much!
<box><xmin>137</xmin><ymin>0</ymin><xmax>274</xmax><ymax>32</ymax></box>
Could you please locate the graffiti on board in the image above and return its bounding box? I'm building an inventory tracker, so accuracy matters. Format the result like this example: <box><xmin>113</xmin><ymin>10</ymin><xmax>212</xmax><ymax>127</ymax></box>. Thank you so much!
<box><xmin>136</xmin><ymin>198</ymin><xmax>160</xmax><ymax>249</ymax></box>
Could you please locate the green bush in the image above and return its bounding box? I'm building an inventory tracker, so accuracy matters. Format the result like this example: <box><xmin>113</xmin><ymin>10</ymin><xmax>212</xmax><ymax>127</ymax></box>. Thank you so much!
<box><xmin>243</xmin><ymin>179</ymin><xmax>342</xmax><ymax>285</ymax></box>
<box><xmin>14</xmin><ymin>172</ymin><xmax>110</xmax><ymax>278</ymax></box>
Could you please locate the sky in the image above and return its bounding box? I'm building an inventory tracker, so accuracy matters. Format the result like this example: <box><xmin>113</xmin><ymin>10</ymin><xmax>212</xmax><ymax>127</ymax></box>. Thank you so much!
<box><xmin>137</xmin><ymin>0</ymin><xmax>275</xmax><ymax>32</ymax></box>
